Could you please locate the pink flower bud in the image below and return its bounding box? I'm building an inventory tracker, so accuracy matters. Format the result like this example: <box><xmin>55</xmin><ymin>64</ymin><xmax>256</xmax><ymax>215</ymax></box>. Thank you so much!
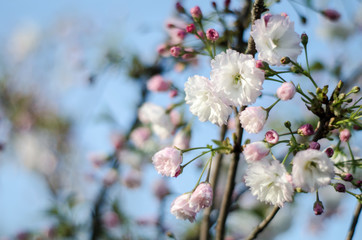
<box><xmin>313</xmin><ymin>201</ymin><xmax>324</xmax><ymax>215</ymax></box>
<box><xmin>103</xmin><ymin>169</ymin><xmax>118</xmax><ymax>186</ymax></box>
<box><xmin>170</xmin><ymin>193</ymin><xmax>197</xmax><ymax>222</ymax></box>
<box><xmin>277</xmin><ymin>82</ymin><xmax>296</xmax><ymax>101</ymax></box>
<box><xmin>173</xmin><ymin>130</ymin><xmax>191</xmax><ymax>150</ymax></box>
<box><xmin>281</xmin><ymin>12</ymin><xmax>288</xmax><ymax>17</ymax></box>
<box><xmin>309</xmin><ymin>141</ymin><xmax>321</xmax><ymax>150</ymax></box>
<box><xmin>189</xmin><ymin>182</ymin><xmax>213</xmax><ymax>211</ymax></box>
<box><xmin>103</xmin><ymin>211</ymin><xmax>120</xmax><ymax>228</ymax></box>
<box><xmin>324</xmin><ymin>147</ymin><xmax>334</xmax><ymax>157</ymax></box>
<box><xmin>177</xmin><ymin>30</ymin><xmax>186</xmax><ymax>40</ymax></box>
<box><xmin>169</xmin><ymin>89</ymin><xmax>178</xmax><ymax>98</ymax></box>
<box><xmin>334</xmin><ymin>183</ymin><xmax>346</xmax><ymax>192</ymax></box>
<box><xmin>190</xmin><ymin>6</ymin><xmax>202</xmax><ymax>19</ymax></box>
<box><xmin>255</xmin><ymin>60</ymin><xmax>264</xmax><ymax>69</ymax></box>
<box><xmin>206</xmin><ymin>29</ymin><xmax>219</xmax><ymax>41</ymax></box>
<box><xmin>265</xmin><ymin>129</ymin><xmax>279</xmax><ymax>144</ymax></box>
<box><xmin>157</xmin><ymin>44</ymin><xmax>170</xmax><ymax>57</ymax></box>
<box><xmin>170</xmin><ymin>46</ymin><xmax>181</xmax><ymax>57</ymax></box>
<box><xmin>341</xmin><ymin>173</ymin><xmax>353</xmax><ymax>182</ymax></box>
<box><xmin>297</xmin><ymin>124</ymin><xmax>314</xmax><ymax>136</ymax></box>
<box><xmin>339</xmin><ymin>129</ymin><xmax>351</xmax><ymax>142</ymax></box>
<box><xmin>176</xmin><ymin>2</ymin><xmax>185</xmax><ymax>13</ymax></box>
<box><xmin>147</xmin><ymin>75</ymin><xmax>171</xmax><ymax>92</ymax></box>
<box><xmin>123</xmin><ymin>170</ymin><xmax>141</xmax><ymax>189</ymax></box>
<box><xmin>263</xmin><ymin>13</ymin><xmax>272</xmax><ymax>26</ymax></box>
<box><xmin>153</xmin><ymin>179</ymin><xmax>170</xmax><ymax>200</ymax></box>
<box><xmin>152</xmin><ymin>147</ymin><xmax>183</xmax><ymax>177</ymax></box>
<box><xmin>186</xmin><ymin>24</ymin><xmax>196</xmax><ymax>33</ymax></box>
<box><xmin>322</xmin><ymin>9</ymin><xmax>341</xmax><ymax>21</ymax></box>
<box><xmin>243</xmin><ymin>142</ymin><xmax>270</xmax><ymax>163</ymax></box>
<box><xmin>167</xmin><ymin>23</ymin><xmax>175</xmax><ymax>28</ymax></box>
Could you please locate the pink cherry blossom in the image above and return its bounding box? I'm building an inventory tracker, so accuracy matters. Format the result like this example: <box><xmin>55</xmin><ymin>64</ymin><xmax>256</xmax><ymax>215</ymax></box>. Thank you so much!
<box><xmin>239</xmin><ymin>107</ymin><xmax>267</xmax><ymax>133</ymax></box>
<box><xmin>152</xmin><ymin>147</ymin><xmax>182</xmax><ymax>177</ymax></box>
<box><xmin>147</xmin><ymin>75</ymin><xmax>171</xmax><ymax>92</ymax></box>
<box><xmin>170</xmin><ymin>193</ymin><xmax>197</xmax><ymax>222</ymax></box>
<box><xmin>130</xmin><ymin>127</ymin><xmax>151</xmax><ymax>148</ymax></box>
<box><xmin>189</xmin><ymin>182</ymin><xmax>213</xmax><ymax>211</ymax></box>
<box><xmin>243</xmin><ymin>142</ymin><xmax>270</xmax><ymax>163</ymax></box>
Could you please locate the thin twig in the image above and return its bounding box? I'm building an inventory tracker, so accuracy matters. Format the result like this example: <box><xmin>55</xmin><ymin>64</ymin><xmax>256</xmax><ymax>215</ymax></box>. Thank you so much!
<box><xmin>200</xmin><ymin>125</ymin><xmax>227</xmax><ymax>240</ymax></box>
<box><xmin>346</xmin><ymin>202</ymin><xmax>362</xmax><ymax>240</ymax></box>
<box><xmin>215</xmin><ymin>108</ymin><xmax>244</xmax><ymax>240</ymax></box>
<box><xmin>245</xmin><ymin>206</ymin><xmax>280</xmax><ymax>240</ymax></box>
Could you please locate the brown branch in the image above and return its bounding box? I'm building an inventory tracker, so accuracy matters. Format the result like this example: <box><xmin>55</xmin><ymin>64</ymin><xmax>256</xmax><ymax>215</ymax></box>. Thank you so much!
<box><xmin>246</xmin><ymin>206</ymin><xmax>280</xmax><ymax>240</ymax></box>
<box><xmin>214</xmin><ymin>1</ymin><xmax>266</xmax><ymax>239</ymax></box>
<box><xmin>200</xmin><ymin>125</ymin><xmax>228</xmax><ymax>240</ymax></box>
<box><xmin>346</xmin><ymin>202</ymin><xmax>362</xmax><ymax>240</ymax></box>
<box><xmin>215</xmin><ymin>108</ymin><xmax>244</xmax><ymax>240</ymax></box>
<box><xmin>245</xmin><ymin>0</ymin><xmax>267</xmax><ymax>56</ymax></box>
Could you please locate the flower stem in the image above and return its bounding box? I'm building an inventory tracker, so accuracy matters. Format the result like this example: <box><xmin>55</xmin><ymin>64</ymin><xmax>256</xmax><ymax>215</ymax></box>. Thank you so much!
<box><xmin>346</xmin><ymin>202</ymin><xmax>362</xmax><ymax>240</ymax></box>
<box><xmin>347</xmin><ymin>141</ymin><xmax>356</xmax><ymax>173</ymax></box>
<box><xmin>181</xmin><ymin>150</ymin><xmax>211</xmax><ymax>168</ymax></box>
<box><xmin>193</xmin><ymin>155</ymin><xmax>213</xmax><ymax>191</ymax></box>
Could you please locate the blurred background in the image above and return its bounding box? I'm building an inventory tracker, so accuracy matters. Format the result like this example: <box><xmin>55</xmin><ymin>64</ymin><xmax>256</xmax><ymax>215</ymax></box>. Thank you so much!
<box><xmin>0</xmin><ymin>0</ymin><xmax>361</xmax><ymax>239</ymax></box>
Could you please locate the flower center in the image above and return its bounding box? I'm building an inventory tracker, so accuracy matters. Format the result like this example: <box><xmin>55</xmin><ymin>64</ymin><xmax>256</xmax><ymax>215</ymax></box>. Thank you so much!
<box><xmin>232</xmin><ymin>73</ymin><xmax>245</xmax><ymax>85</ymax></box>
<box><xmin>305</xmin><ymin>161</ymin><xmax>317</xmax><ymax>170</ymax></box>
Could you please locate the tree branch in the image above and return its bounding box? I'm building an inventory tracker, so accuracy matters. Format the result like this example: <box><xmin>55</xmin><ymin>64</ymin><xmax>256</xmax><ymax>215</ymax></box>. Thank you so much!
<box><xmin>200</xmin><ymin>125</ymin><xmax>228</xmax><ymax>240</ymax></box>
<box><xmin>346</xmin><ymin>202</ymin><xmax>362</xmax><ymax>240</ymax></box>
<box><xmin>246</xmin><ymin>206</ymin><xmax>280</xmax><ymax>240</ymax></box>
<box><xmin>215</xmin><ymin>108</ymin><xmax>244</xmax><ymax>240</ymax></box>
<box><xmin>214</xmin><ymin>0</ymin><xmax>266</xmax><ymax>239</ymax></box>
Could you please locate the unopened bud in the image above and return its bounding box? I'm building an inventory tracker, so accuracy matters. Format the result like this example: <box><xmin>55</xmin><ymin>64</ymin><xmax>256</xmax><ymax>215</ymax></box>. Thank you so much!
<box><xmin>321</xmin><ymin>9</ymin><xmax>341</xmax><ymax>21</ymax></box>
<box><xmin>212</xmin><ymin>1</ymin><xmax>217</xmax><ymax>9</ymax></box>
<box><xmin>313</xmin><ymin>201</ymin><xmax>324</xmax><ymax>215</ymax></box>
<box><xmin>309</xmin><ymin>141</ymin><xmax>321</xmax><ymax>150</ymax></box>
<box><xmin>284</xmin><ymin>121</ymin><xmax>291</xmax><ymax>128</ymax></box>
<box><xmin>280</xmin><ymin>57</ymin><xmax>291</xmax><ymax>65</ymax></box>
<box><xmin>301</xmin><ymin>33</ymin><xmax>308</xmax><ymax>46</ymax></box>
<box><xmin>341</xmin><ymin>173</ymin><xmax>353</xmax><ymax>182</ymax></box>
<box><xmin>339</xmin><ymin>129</ymin><xmax>351</xmax><ymax>142</ymax></box>
<box><xmin>206</xmin><ymin>28</ymin><xmax>219</xmax><ymax>41</ymax></box>
<box><xmin>334</xmin><ymin>183</ymin><xmax>346</xmax><ymax>193</ymax></box>
<box><xmin>190</xmin><ymin>6</ymin><xmax>202</xmax><ymax>19</ymax></box>
<box><xmin>170</xmin><ymin>46</ymin><xmax>182</xmax><ymax>57</ymax></box>
<box><xmin>297</xmin><ymin>124</ymin><xmax>315</xmax><ymax>136</ymax></box>
<box><xmin>351</xmin><ymin>86</ymin><xmax>360</xmax><ymax>93</ymax></box>
<box><xmin>169</xmin><ymin>89</ymin><xmax>178</xmax><ymax>98</ymax></box>
<box><xmin>324</xmin><ymin>147</ymin><xmax>334</xmax><ymax>157</ymax></box>
<box><xmin>265</xmin><ymin>129</ymin><xmax>279</xmax><ymax>144</ymax></box>
<box><xmin>176</xmin><ymin>2</ymin><xmax>185</xmax><ymax>13</ymax></box>
<box><xmin>186</xmin><ymin>24</ymin><xmax>196</xmax><ymax>33</ymax></box>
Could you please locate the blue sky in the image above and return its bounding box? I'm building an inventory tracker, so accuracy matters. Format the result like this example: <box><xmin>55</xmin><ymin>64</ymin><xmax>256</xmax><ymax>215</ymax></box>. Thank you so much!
<box><xmin>0</xmin><ymin>0</ymin><xmax>361</xmax><ymax>239</ymax></box>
